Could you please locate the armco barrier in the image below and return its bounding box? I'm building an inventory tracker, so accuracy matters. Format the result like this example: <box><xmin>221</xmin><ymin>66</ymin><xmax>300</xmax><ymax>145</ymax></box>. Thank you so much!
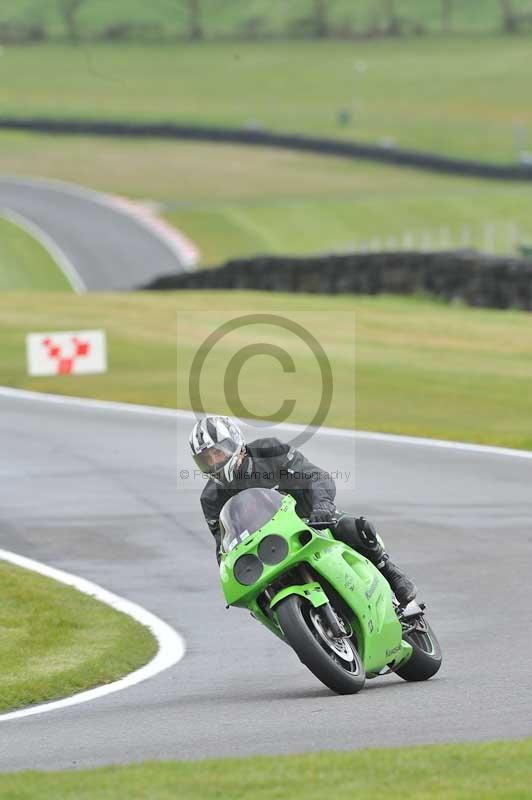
<box><xmin>2</xmin><ymin>115</ymin><xmax>532</xmax><ymax>182</ymax></box>
<box><xmin>140</xmin><ymin>251</ymin><xmax>532</xmax><ymax>311</ymax></box>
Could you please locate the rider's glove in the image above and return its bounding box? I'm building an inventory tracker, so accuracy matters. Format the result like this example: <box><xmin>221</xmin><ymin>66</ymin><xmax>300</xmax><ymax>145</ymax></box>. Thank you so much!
<box><xmin>309</xmin><ymin>502</ymin><xmax>336</xmax><ymax>524</ymax></box>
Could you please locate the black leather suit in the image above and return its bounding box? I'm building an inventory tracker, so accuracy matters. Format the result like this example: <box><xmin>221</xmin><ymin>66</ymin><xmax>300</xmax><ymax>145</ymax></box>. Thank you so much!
<box><xmin>199</xmin><ymin>437</ymin><xmax>384</xmax><ymax>565</ymax></box>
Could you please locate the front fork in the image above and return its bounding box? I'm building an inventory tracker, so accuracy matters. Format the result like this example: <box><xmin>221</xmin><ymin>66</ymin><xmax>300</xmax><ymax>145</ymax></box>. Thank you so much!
<box><xmin>271</xmin><ymin>564</ymin><xmax>348</xmax><ymax>639</ymax></box>
<box><xmin>299</xmin><ymin>564</ymin><xmax>348</xmax><ymax>638</ymax></box>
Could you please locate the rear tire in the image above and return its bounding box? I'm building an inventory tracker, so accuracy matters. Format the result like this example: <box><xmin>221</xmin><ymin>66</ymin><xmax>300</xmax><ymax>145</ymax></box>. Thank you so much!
<box><xmin>276</xmin><ymin>594</ymin><xmax>366</xmax><ymax>695</ymax></box>
<box><xmin>395</xmin><ymin>617</ymin><xmax>442</xmax><ymax>682</ymax></box>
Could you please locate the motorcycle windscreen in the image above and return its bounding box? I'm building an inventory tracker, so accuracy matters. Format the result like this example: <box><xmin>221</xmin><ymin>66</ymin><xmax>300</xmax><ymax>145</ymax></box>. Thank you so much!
<box><xmin>220</xmin><ymin>487</ymin><xmax>283</xmax><ymax>553</ymax></box>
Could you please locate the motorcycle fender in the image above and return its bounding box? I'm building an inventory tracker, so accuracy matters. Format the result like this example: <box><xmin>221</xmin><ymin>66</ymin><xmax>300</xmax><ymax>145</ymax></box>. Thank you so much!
<box><xmin>270</xmin><ymin>582</ymin><xmax>328</xmax><ymax>610</ymax></box>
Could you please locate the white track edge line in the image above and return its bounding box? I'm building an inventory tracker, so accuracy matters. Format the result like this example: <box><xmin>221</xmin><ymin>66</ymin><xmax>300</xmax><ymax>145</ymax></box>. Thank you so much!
<box><xmin>0</xmin><ymin>207</ymin><xmax>86</xmax><ymax>294</ymax></box>
<box><xmin>1</xmin><ymin>384</ymin><xmax>531</xmax><ymax>461</ymax></box>
<box><xmin>0</xmin><ymin>175</ymin><xmax>197</xmax><ymax>272</ymax></box>
<box><xmin>0</xmin><ymin>548</ymin><xmax>186</xmax><ymax>722</ymax></box>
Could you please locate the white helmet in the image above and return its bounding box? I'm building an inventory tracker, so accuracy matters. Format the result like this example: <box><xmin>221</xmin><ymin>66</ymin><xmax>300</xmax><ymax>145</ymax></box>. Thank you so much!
<box><xmin>189</xmin><ymin>416</ymin><xmax>245</xmax><ymax>485</ymax></box>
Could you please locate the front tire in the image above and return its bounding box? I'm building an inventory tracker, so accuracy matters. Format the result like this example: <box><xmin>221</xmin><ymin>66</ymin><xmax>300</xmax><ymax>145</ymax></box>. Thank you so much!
<box><xmin>395</xmin><ymin>616</ymin><xmax>442</xmax><ymax>682</ymax></box>
<box><xmin>276</xmin><ymin>595</ymin><xmax>366</xmax><ymax>695</ymax></box>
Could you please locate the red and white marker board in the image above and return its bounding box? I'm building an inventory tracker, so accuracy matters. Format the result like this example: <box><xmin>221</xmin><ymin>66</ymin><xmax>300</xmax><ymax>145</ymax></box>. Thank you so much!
<box><xmin>26</xmin><ymin>330</ymin><xmax>107</xmax><ymax>376</ymax></box>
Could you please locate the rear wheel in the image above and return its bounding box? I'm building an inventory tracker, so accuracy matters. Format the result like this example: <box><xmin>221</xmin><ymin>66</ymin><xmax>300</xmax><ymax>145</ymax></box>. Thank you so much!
<box><xmin>395</xmin><ymin>616</ymin><xmax>442</xmax><ymax>682</ymax></box>
<box><xmin>276</xmin><ymin>594</ymin><xmax>366</xmax><ymax>695</ymax></box>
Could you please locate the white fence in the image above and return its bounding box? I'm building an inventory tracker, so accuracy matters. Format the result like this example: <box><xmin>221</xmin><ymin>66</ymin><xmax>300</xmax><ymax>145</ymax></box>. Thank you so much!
<box><xmin>341</xmin><ymin>221</ymin><xmax>529</xmax><ymax>256</ymax></box>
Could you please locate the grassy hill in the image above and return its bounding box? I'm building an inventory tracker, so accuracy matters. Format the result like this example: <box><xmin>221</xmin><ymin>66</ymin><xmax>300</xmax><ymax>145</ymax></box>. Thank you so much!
<box><xmin>3</xmin><ymin>131</ymin><xmax>532</xmax><ymax>266</ymax></box>
<box><xmin>1</xmin><ymin>36</ymin><xmax>532</xmax><ymax>162</ymax></box>
<box><xmin>0</xmin><ymin>0</ymin><xmax>527</xmax><ymax>39</ymax></box>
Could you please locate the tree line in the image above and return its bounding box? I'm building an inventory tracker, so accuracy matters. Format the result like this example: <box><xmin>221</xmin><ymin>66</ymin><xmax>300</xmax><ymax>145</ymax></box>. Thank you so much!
<box><xmin>19</xmin><ymin>1</ymin><xmax>532</xmax><ymax>43</ymax></box>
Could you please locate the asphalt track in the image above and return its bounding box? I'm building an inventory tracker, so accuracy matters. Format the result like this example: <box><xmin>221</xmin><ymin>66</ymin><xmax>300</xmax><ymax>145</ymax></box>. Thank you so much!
<box><xmin>0</xmin><ymin>177</ymin><xmax>189</xmax><ymax>290</ymax></box>
<box><xmin>1</xmin><ymin>390</ymin><xmax>531</xmax><ymax>772</ymax></box>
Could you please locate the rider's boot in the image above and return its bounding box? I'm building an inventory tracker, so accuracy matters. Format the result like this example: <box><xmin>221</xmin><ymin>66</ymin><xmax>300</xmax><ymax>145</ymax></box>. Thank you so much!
<box><xmin>375</xmin><ymin>554</ymin><xmax>417</xmax><ymax>605</ymax></box>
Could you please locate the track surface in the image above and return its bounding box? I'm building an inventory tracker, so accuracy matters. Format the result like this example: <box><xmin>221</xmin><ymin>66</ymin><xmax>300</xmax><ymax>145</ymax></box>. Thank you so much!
<box><xmin>0</xmin><ymin>178</ymin><xmax>186</xmax><ymax>290</ymax></box>
<box><xmin>1</xmin><ymin>392</ymin><xmax>531</xmax><ymax>772</ymax></box>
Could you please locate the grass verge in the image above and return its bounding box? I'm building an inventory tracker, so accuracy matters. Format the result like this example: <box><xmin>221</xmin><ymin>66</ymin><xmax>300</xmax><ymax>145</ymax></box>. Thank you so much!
<box><xmin>1</xmin><ymin>290</ymin><xmax>531</xmax><ymax>450</ymax></box>
<box><xmin>0</xmin><ymin>214</ymin><xmax>72</xmax><ymax>291</ymax></box>
<box><xmin>2</xmin><ymin>133</ymin><xmax>532</xmax><ymax>266</ymax></box>
<box><xmin>2</xmin><ymin>739</ymin><xmax>531</xmax><ymax>799</ymax></box>
<box><xmin>0</xmin><ymin>560</ymin><xmax>157</xmax><ymax>713</ymax></box>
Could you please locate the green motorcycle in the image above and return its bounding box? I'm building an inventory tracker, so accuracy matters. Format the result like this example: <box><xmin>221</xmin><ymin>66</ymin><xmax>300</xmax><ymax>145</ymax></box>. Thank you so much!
<box><xmin>220</xmin><ymin>487</ymin><xmax>442</xmax><ymax>694</ymax></box>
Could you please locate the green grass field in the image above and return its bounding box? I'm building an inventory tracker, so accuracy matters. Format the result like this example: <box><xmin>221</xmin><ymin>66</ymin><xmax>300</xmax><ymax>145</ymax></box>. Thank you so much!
<box><xmin>0</xmin><ymin>213</ymin><xmax>72</xmax><ymax>290</ymax></box>
<box><xmin>2</xmin><ymin>290</ymin><xmax>531</xmax><ymax>450</ymax></box>
<box><xmin>2</xmin><ymin>131</ymin><xmax>532</xmax><ymax>266</ymax></box>
<box><xmin>0</xmin><ymin>560</ymin><xmax>157</xmax><ymax>713</ymax></box>
<box><xmin>2</xmin><ymin>35</ymin><xmax>532</xmax><ymax>161</ymax></box>
<box><xmin>0</xmin><ymin>0</ymin><xmax>525</xmax><ymax>38</ymax></box>
<box><xmin>2</xmin><ymin>739</ymin><xmax>531</xmax><ymax>799</ymax></box>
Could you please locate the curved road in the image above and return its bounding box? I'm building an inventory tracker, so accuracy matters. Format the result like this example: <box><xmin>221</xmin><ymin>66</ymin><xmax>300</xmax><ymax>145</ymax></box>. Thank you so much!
<box><xmin>0</xmin><ymin>390</ymin><xmax>531</xmax><ymax>772</ymax></box>
<box><xmin>0</xmin><ymin>177</ymin><xmax>190</xmax><ymax>290</ymax></box>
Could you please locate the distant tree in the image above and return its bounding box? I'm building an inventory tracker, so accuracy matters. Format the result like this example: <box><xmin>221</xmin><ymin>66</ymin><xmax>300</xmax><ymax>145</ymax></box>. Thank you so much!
<box><xmin>382</xmin><ymin>0</ymin><xmax>400</xmax><ymax>35</ymax></box>
<box><xmin>186</xmin><ymin>0</ymin><xmax>204</xmax><ymax>40</ymax></box>
<box><xmin>441</xmin><ymin>0</ymin><xmax>453</xmax><ymax>32</ymax></box>
<box><xmin>58</xmin><ymin>0</ymin><xmax>87</xmax><ymax>42</ymax></box>
<box><xmin>501</xmin><ymin>0</ymin><xmax>516</xmax><ymax>32</ymax></box>
<box><xmin>313</xmin><ymin>0</ymin><xmax>328</xmax><ymax>37</ymax></box>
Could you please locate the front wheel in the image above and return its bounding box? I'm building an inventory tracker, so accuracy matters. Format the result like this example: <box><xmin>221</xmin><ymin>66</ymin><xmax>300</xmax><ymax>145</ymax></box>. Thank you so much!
<box><xmin>395</xmin><ymin>616</ymin><xmax>442</xmax><ymax>682</ymax></box>
<box><xmin>276</xmin><ymin>594</ymin><xmax>365</xmax><ymax>695</ymax></box>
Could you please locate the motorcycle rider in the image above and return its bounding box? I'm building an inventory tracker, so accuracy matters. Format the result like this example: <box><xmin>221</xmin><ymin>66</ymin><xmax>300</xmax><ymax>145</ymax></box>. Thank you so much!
<box><xmin>190</xmin><ymin>415</ymin><xmax>417</xmax><ymax>605</ymax></box>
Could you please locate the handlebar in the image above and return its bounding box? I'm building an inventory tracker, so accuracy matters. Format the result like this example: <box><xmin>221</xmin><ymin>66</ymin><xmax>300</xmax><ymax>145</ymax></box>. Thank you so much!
<box><xmin>303</xmin><ymin>518</ymin><xmax>338</xmax><ymax>530</ymax></box>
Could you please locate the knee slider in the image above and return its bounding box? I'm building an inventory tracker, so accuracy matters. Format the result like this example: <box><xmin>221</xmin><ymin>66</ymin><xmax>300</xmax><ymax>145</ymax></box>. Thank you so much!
<box><xmin>355</xmin><ymin>516</ymin><xmax>378</xmax><ymax>546</ymax></box>
<box><xmin>334</xmin><ymin>514</ymin><xmax>365</xmax><ymax>551</ymax></box>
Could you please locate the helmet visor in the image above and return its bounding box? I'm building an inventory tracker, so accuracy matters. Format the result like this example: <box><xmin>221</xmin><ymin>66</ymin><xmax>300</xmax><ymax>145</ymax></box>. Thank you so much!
<box><xmin>192</xmin><ymin>437</ymin><xmax>241</xmax><ymax>477</ymax></box>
